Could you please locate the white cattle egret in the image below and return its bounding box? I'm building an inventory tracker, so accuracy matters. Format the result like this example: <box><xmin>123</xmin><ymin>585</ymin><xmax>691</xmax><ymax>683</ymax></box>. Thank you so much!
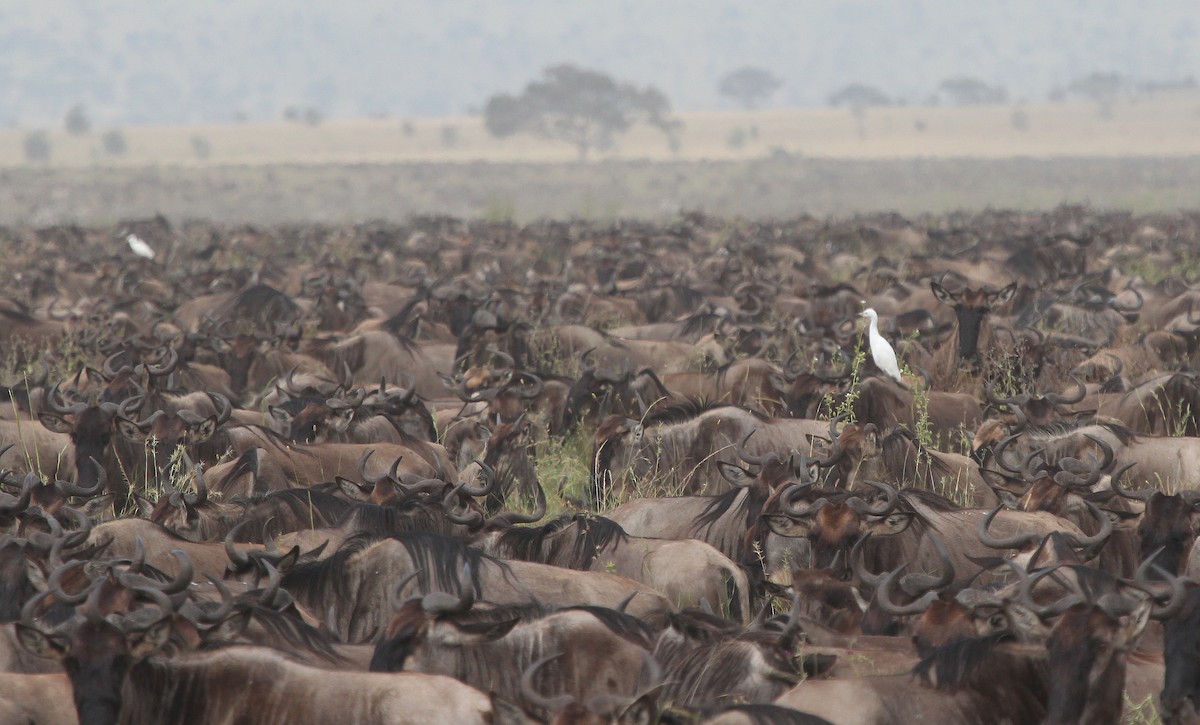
<box><xmin>126</xmin><ymin>233</ymin><xmax>155</xmax><ymax>259</ymax></box>
<box><xmin>859</xmin><ymin>308</ymin><xmax>904</xmax><ymax>383</ymax></box>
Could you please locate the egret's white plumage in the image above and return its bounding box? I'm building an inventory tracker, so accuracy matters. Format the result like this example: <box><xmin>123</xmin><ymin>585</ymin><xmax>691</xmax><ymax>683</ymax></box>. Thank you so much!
<box><xmin>126</xmin><ymin>233</ymin><xmax>155</xmax><ymax>259</ymax></box>
<box><xmin>859</xmin><ymin>308</ymin><xmax>904</xmax><ymax>383</ymax></box>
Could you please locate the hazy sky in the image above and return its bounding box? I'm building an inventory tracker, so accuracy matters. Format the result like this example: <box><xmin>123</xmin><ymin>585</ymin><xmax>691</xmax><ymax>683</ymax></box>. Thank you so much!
<box><xmin>4</xmin><ymin>0</ymin><xmax>1198</xmax><ymax>124</ymax></box>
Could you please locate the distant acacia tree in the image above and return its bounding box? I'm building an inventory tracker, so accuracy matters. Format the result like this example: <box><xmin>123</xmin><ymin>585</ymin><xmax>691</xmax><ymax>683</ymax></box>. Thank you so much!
<box><xmin>190</xmin><ymin>135</ymin><xmax>212</xmax><ymax>160</ymax></box>
<box><xmin>937</xmin><ymin>77</ymin><xmax>1007</xmax><ymax>105</ymax></box>
<box><xmin>64</xmin><ymin>103</ymin><xmax>90</xmax><ymax>135</ymax></box>
<box><xmin>1067</xmin><ymin>72</ymin><xmax>1124</xmax><ymax>118</ymax></box>
<box><xmin>718</xmin><ymin>67</ymin><xmax>782</xmax><ymax>109</ymax></box>
<box><xmin>483</xmin><ymin>63</ymin><xmax>682</xmax><ymax>160</ymax></box>
<box><xmin>23</xmin><ymin>131</ymin><xmax>51</xmax><ymax>163</ymax></box>
<box><xmin>827</xmin><ymin>84</ymin><xmax>891</xmax><ymax>114</ymax></box>
<box><xmin>828</xmin><ymin>83</ymin><xmax>891</xmax><ymax>138</ymax></box>
<box><xmin>101</xmin><ymin>129</ymin><xmax>128</xmax><ymax>155</ymax></box>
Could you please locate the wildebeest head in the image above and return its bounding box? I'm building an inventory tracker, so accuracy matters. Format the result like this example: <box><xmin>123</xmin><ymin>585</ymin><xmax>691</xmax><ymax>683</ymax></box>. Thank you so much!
<box><xmin>1044</xmin><ymin>599</ymin><xmax>1150</xmax><ymax>724</ymax></box>
<box><xmin>16</xmin><ymin>584</ymin><xmax>176</xmax><ymax>725</ymax></box>
<box><xmin>1161</xmin><ymin>583</ymin><xmax>1200</xmax><ymax>724</ymax></box>
<box><xmin>115</xmin><ymin>393</ymin><xmax>232</xmax><ymax>491</ymax></box>
<box><xmin>1111</xmin><ymin>471</ymin><xmax>1200</xmax><ymax>578</ymax></box>
<box><xmin>931</xmin><ymin>277</ymin><xmax>1017</xmax><ymax>364</ymax></box>
<box><xmin>39</xmin><ymin>385</ymin><xmax>142</xmax><ymax>495</ymax></box>
<box><xmin>765</xmin><ymin>480</ymin><xmax>910</xmax><ymax>573</ymax></box>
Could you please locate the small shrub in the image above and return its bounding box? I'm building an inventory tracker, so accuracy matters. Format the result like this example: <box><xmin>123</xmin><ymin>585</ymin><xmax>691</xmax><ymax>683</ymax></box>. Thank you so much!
<box><xmin>23</xmin><ymin>131</ymin><xmax>51</xmax><ymax>163</ymax></box>
<box><xmin>190</xmin><ymin>135</ymin><xmax>212</xmax><ymax>160</ymax></box>
<box><xmin>64</xmin><ymin>104</ymin><xmax>90</xmax><ymax>136</ymax></box>
<box><xmin>101</xmin><ymin>129</ymin><xmax>127</xmax><ymax>156</ymax></box>
<box><xmin>440</xmin><ymin>124</ymin><xmax>459</xmax><ymax>148</ymax></box>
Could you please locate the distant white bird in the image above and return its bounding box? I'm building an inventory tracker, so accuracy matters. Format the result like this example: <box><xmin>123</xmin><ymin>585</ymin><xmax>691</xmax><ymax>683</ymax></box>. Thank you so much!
<box><xmin>126</xmin><ymin>233</ymin><xmax>155</xmax><ymax>260</ymax></box>
<box><xmin>859</xmin><ymin>308</ymin><xmax>904</xmax><ymax>383</ymax></box>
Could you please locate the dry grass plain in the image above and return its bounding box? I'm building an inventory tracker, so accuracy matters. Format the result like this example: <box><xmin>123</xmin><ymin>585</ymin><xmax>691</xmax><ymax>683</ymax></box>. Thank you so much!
<box><xmin>2</xmin><ymin>93</ymin><xmax>1200</xmax><ymax>223</ymax></box>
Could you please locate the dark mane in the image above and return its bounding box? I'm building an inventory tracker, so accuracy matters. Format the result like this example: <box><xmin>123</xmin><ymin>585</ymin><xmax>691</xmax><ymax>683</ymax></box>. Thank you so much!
<box><xmin>912</xmin><ymin>632</ymin><xmax>1011</xmax><ymax>691</ymax></box>
<box><xmin>642</xmin><ymin>398</ymin><xmax>737</xmax><ymax>427</ymax></box>
<box><xmin>899</xmin><ymin>487</ymin><xmax>962</xmax><ymax>513</ymax></box>
<box><xmin>389</xmin><ymin>531</ymin><xmax>502</xmax><ymax>596</ymax></box>
<box><xmin>199</xmin><ymin>600</ymin><xmax>346</xmax><ymax>664</ymax></box>
<box><xmin>279</xmin><ymin>532</ymin><xmax>377</xmax><ymax>605</ymax></box>
<box><xmin>490</xmin><ymin>515</ymin><xmax>577</xmax><ymax>562</ymax></box>
<box><xmin>492</xmin><ymin>514</ymin><xmax>630</xmax><ymax>570</ymax></box>
<box><xmin>379</xmin><ymin>295</ymin><xmax>424</xmax><ymax>342</ymax></box>
<box><xmin>564</xmin><ymin>605</ymin><xmax>657</xmax><ymax>648</ymax></box>
<box><xmin>221</xmin><ymin>284</ymin><xmax>300</xmax><ymax>326</ymax></box>
<box><xmin>335</xmin><ymin>500</ymin><xmax>458</xmax><ymax>537</ymax></box>
<box><xmin>1025</xmin><ymin>419</ymin><xmax>1138</xmax><ymax>446</ymax></box>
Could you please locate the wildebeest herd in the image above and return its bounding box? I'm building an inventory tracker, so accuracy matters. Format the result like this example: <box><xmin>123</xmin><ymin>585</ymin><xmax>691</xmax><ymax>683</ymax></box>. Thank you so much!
<box><xmin>2</xmin><ymin>208</ymin><xmax>1200</xmax><ymax>723</ymax></box>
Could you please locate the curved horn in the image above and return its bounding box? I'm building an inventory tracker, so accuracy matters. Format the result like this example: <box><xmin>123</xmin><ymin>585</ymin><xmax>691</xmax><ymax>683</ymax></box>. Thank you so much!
<box><xmin>846</xmin><ymin>480</ymin><xmax>898</xmax><ymax>517</ymax></box>
<box><xmin>850</xmin><ymin>533</ymin><xmax>882</xmax><ymax>589</ymax></box>
<box><xmin>1109</xmin><ymin>462</ymin><xmax>1152</xmax><ymax>502</ymax></box>
<box><xmin>993</xmin><ymin>433</ymin><xmax>1027</xmax><ymax>475</ymax></box>
<box><xmin>978</xmin><ymin>504</ymin><xmax>1041</xmax><ymax>550</ymax></box>
<box><xmin>357</xmin><ymin>449</ymin><xmax>386</xmax><ymax>488</ymax></box>
<box><xmin>45</xmin><ymin>383</ymin><xmax>86</xmax><ymax>416</ymax></box>
<box><xmin>1084</xmin><ymin>434</ymin><xmax>1115</xmax><ymax>473</ymax></box>
<box><xmin>57</xmin><ymin>457</ymin><xmax>107</xmax><ymax>498</ymax></box>
<box><xmin>736</xmin><ymin>429</ymin><xmax>782</xmax><ymax>467</ymax></box>
<box><xmin>780</xmin><ymin>483</ymin><xmax>827</xmax><ymax>518</ymax></box>
<box><xmin>223</xmin><ymin>520</ymin><xmax>254</xmax><ymax>569</ymax></box>
<box><xmin>387</xmin><ymin>570</ymin><xmax>423</xmax><ymax>611</ymax></box>
<box><xmin>1133</xmin><ymin>551</ymin><xmax>1189</xmax><ymax>620</ymax></box>
<box><xmin>1110</xmin><ymin>285</ymin><xmax>1144</xmax><ymax>313</ymax></box>
<box><xmin>1049</xmin><ymin>375</ymin><xmax>1087</xmax><ymax>407</ymax></box>
<box><xmin>207</xmin><ymin>392</ymin><xmax>233</xmax><ymax>425</ymax></box>
<box><xmin>1019</xmin><ymin>565</ymin><xmax>1086</xmax><ymax>618</ymax></box>
<box><xmin>0</xmin><ymin>471</ymin><xmax>37</xmax><ymax>515</ymax></box>
<box><xmin>458</xmin><ymin>460</ymin><xmax>496</xmax><ymax>498</ymax></box>
<box><xmin>487</xmin><ymin>477</ymin><xmax>548</xmax><ymax>527</ymax></box>
<box><xmin>512</xmin><ymin>371</ymin><xmax>544</xmax><ymax>400</ymax></box>
<box><xmin>441</xmin><ymin>483</ymin><xmax>484</xmax><ymax>528</ymax></box>
<box><xmin>183</xmin><ymin>465</ymin><xmax>208</xmax><ymax>507</ymax></box>
<box><xmin>899</xmin><ymin>533</ymin><xmax>955</xmax><ymax>595</ymax></box>
<box><xmin>1058</xmin><ymin>501</ymin><xmax>1113</xmax><ymax>557</ymax></box>
<box><xmin>144</xmin><ymin>347</ymin><xmax>179</xmax><ymax>377</ymax></box>
<box><xmin>192</xmin><ymin>574</ymin><xmax>234</xmax><ymax>624</ymax></box>
<box><xmin>420</xmin><ymin>562</ymin><xmax>476</xmax><ymax>613</ymax></box>
<box><xmin>521</xmin><ymin>652</ymin><xmax>575</xmax><ymax>713</ymax></box>
<box><xmin>876</xmin><ymin>564</ymin><xmax>939</xmax><ymax>615</ymax></box>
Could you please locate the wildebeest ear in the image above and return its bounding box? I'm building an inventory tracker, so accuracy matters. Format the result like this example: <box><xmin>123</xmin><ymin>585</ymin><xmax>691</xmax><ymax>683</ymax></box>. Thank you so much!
<box><xmin>716</xmin><ymin>461</ymin><xmax>752</xmax><ymax>486</ymax></box>
<box><xmin>443</xmin><ymin>616</ymin><xmax>520</xmax><ymax>644</ymax></box>
<box><xmin>82</xmin><ymin>493</ymin><xmax>116</xmax><ymax>517</ymax></box>
<box><xmin>488</xmin><ymin>695</ymin><xmax>529</xmax><ymax>725</ymax></box>
<box><xmin>38</xmin><ymin>412</ymin><xmax>73</xmax><ymax>434</ymax></box>
<box><xmin>1103</xmin><ymin>508</ymin><xmax>1142</xmax><ymax>530</ymax></box>
<box><xmin>800</xmin><ymin>652</ymin><xmax>838</xmax><ymax>678</ymax></box>
<box><xmin>132</xmin><ymin>494</ymin><xmax>155</xmax><ymax>517</ymax></box>
<box><xmin>866</xmin><ymin>512</ymin><xmax>913</xmax><ymax>537</ymax></box>
<box><xmin>989</xmin><ymin>282</ymin><xmax>1018</xmax><ymax>306</ymax></box>
<box><xmin>267</xmin><ymin>406</ymin><xmax>292</xmax><ymax>428</ymax></box>
<box><xmin>930</xmin><ymin>281</ymin><xmax>956</xmax><ymax>306</ymax></box>
<box><xmin>336</xmin><ymin>476</ymin><xmax>370</xmax><ymax>500</ymax></box>
<box><xmin>764</xmin><ymin>514</ymin><xmax>809</xmax><ymax>538</ymax></box>
<box><xmin>190</xmin><ymin>417</ymin><xmax>217</xmax><ymax>444</ymax></box>
<box><xmin>116</xmin><ymin>417</ymin><xmax>145</xmax><ymax>442</ymax></box>
<box><xmin>1005</xmin><ymin>603</ymin><xmax>1046</xmax><ymax>638</ymax></box>
<box><xmin>273</xmin><ymin>546</ymin><xmax>302</xmax><ymax>574</ymax></box>
<box><xmin>1118</xmin><ymin>600</ymin><xmax>1152</xmax><ymax>650</ymax></box>
<box><xmin>204</xmin><ymin>609</ymin><xmax>254</xmax><ymax>642</ymax></box>
<box><xmin>24</xmin><ymin>559</ymin><xmax>48</xmax><ymax>592</ymax></box>
<box><xmin>14</xmin><ymin>624</ymin><xmax>67</xmax><ymax>661</ymax></box>
<box><xmin>128</xmin><ymin>616</ymin><xmax>174</xmax><ymax>659</ymax></box>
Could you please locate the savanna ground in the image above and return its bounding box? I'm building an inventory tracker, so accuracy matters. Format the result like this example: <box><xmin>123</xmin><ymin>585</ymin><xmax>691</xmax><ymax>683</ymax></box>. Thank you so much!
<box><xmin>3</xmin><ymin>93</ymin><xmax>1200</xmax><ymax>224</ymax></box>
